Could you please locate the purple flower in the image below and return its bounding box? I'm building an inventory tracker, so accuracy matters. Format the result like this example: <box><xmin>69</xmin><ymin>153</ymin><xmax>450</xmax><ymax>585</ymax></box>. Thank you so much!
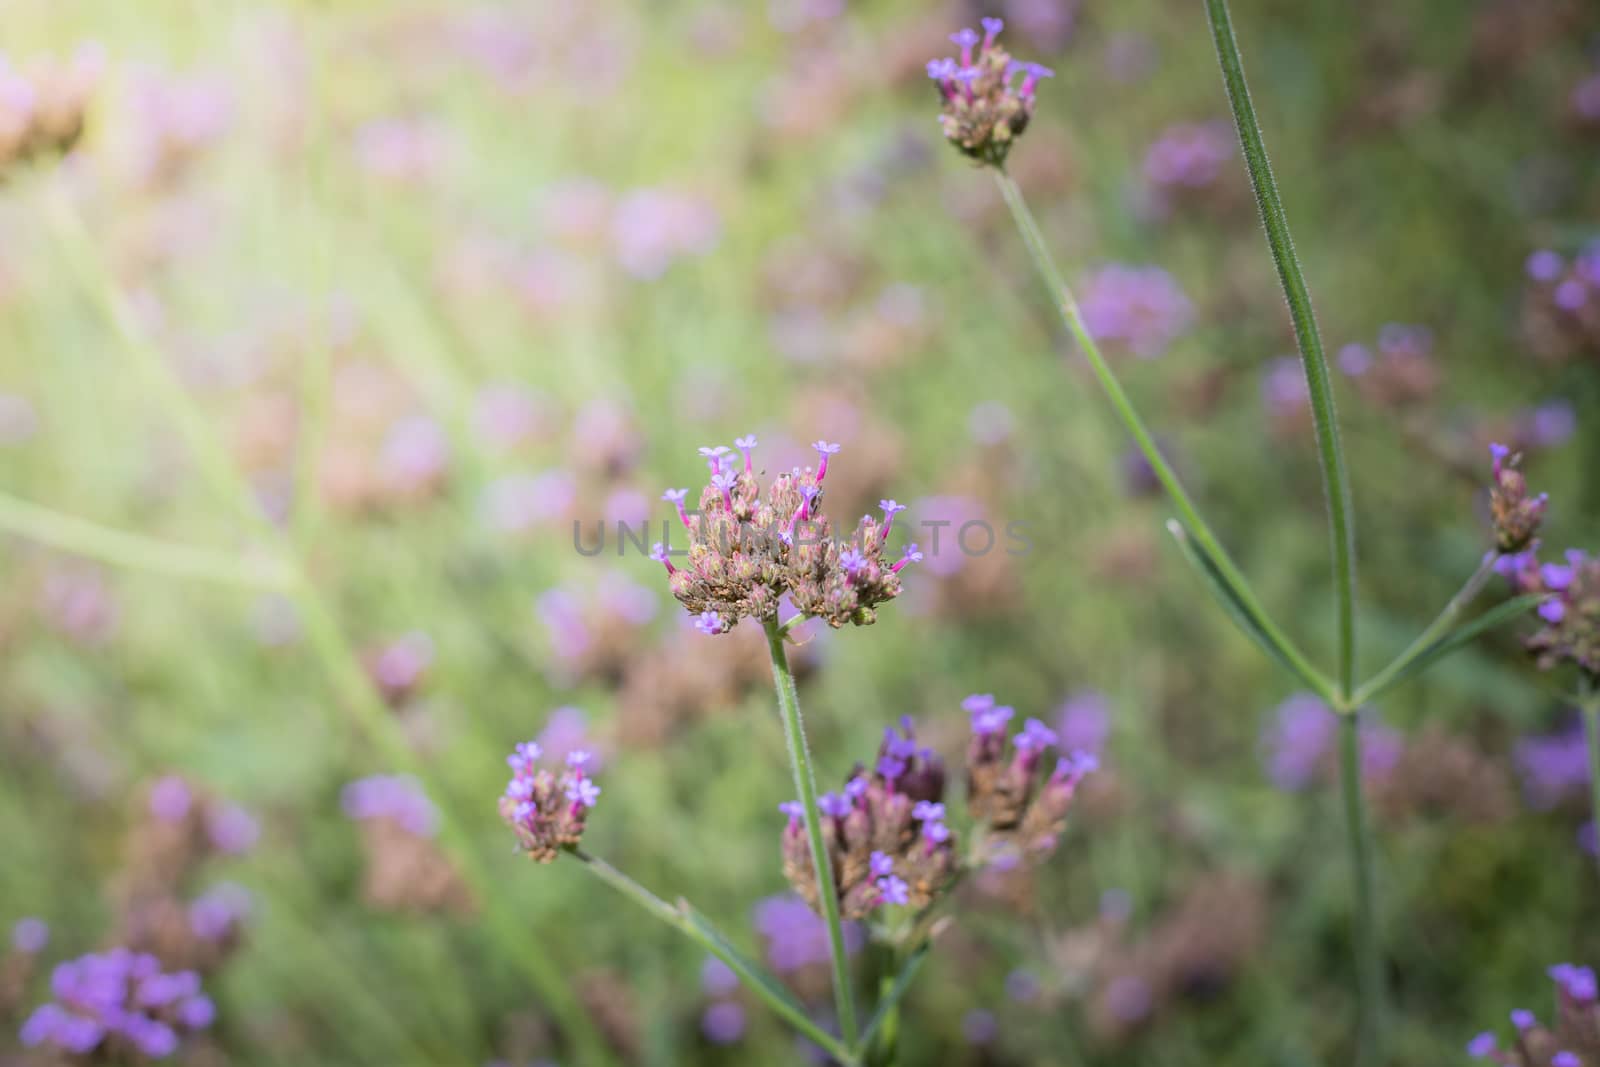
<box><xmin>1539</xmin><ymin>598</ymin><xmax>1567</xmax><ymax>624</ymax></box>
<box><xmin>970</xmin><ymin>702</ymin><xmax>1016</xmax><ymax>736</ymax></box>
<box><xmin>207</xmin><ymin>804</ymin><xmax>260</xmax><ymax>854</ymax></box>
<box><xmin>891</xmin><ymin>543</ymin><xmax>924</xmax><ymax>573</ymax></box>
<box><xmin>1553</xmin><ymin>1054</ymin><xmax>1581</xmax><ymax>1067</ymax></box>
<box><xmin>844</xmin><ymin>776</ymin><xmax>869</xmax><ymax>801</ymax></box>
<box><xmin>1079</xmin><ymin>264</ymin><xmax>1194</xmax><ymax>358</ymax></box>
<box><xmin>839</xmin><ymin>547</ymin><xmax>867</xmax><ymax>574</ymax></box>
<box><xmin>1511</xmin><ymin>1008</ymin><xmax>1535</xmax><ymax>1030</ymax></box>
<box><xmin>877</xmin><ymin>755</ymin><xmax>907</xmax><ymax>780</ymax></box>
<box><xmin>1527</xmin><ymin>249</ymin><xmax>1565</xmax><ymax>282</ymax></box>
<box><xmin>962</xmin><ymin>693</ymin><xmax>996</xmax><ymax>713</ymax></box>
<box><xmin>1261</xmin><ymin>693</ymin><xmax>1336</xmax><ymax>791</ymax></box>
<box><xmin>778</xmin><ymin>800</ymin><xmax>805</xmax><ymax>824</ymax></box>
<box><xmin>1057</xmin><ymin>690</ymin><xmax>1111</xmax><ymax>757</ymax></box>
<box><xmin>877</xmin><ymin>875</ymin><xmax>910</xmax><ymax>906</ymax></box>
<box><xmin>701</xmin><ymin>1001</ymin><xmax>745</xmax><ymax>1044</ymax></box>
<box><xmin>1466</xmin><ymin>1032</ymin><xmax>1495</xmax><ymax>1057</ymax></box>
<box><xmin>1550</xmin><ymin>963</ymin><xmax>1598</xmax><ymax>1001</ymax></box>
<box><xmin>922</xmin><ymin>821</ymin><xmax>951</xmax><ymax>845</ymax></box>
<box><xmin>507</xmin><ymin>741</ymin><xmax>543</xmax><ymax>773</ymax></box>
<box><xmin>189</xmin><ymin>883</ymin><xmax>252</xmax><ymax>942</ymax></box>
<box><xmin>565</xmin><ymin>778</ymin><xmax>601</xmax><ymax>809</ymax></box>
<box><xmin>149</xmin><ymin>776</ymin><xmax>193</xmax><ymax>822</ymax></box>
<box><xmin>1143</xmin><ymin>120</ymin><xmax>1234</xmax><ymax>190</ymax></box>
<box><xmin>566</xmin><ymin>750</ymin><xmax>593</xmax><ymax>770</ymax></box>
<box><xmin>12</xmin><ymin>917</ymin><xmax>49</xmax><ymax>954</ymax></box>
<box><xmin>693</xmin><ymin>610</ymin><xmax>723</xmax><ymax>636</ymax></box>
<box><xmin>1015</xmin><ymin>717</ymin><xmax>1059</xmax><ymax>752</ymax></box>
<box><xmin>911</xmin><ymin>801</ymin><xmax>946</xmax><ymax>823</ymax></box>
<box><xmin>818</xmin><ymin>792</ymin><xmax>852</xmax><ymax>819</ymax></box>
<box><xmin>342</xmin><ymin>775</ymin><xmax>438</xmax><ymax>836</ymax></box>
<box><xmin>1542</xmin><ymin>563</ymin><xmax>1575</xmax><ymax>590</ymax></box>
<box><xmin>869</xmin><ymin>851</ymin><xmax>894</xmax><ymax>878</ymax></box>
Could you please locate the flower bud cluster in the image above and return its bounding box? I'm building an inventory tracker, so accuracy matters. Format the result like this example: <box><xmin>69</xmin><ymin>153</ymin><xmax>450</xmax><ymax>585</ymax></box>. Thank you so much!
<box><xmin>0</xmin><ymin>45</ymin><xmax>103</xmax><ymax>173</ymax></box>
<box><xmin>965</xmin><ymin>694</ymin><xmax>1098</xmax><ymax>858</ymax></box>
<box><xmin>499</xmin><ymin>742</ymin><xmax>599</xmax><ymax>863</ymax></box>
<box><xmin>655</xmin><ymin>437</ymin><xmax>918</xmax><ymax>633</ymax></box>
<box><xmin>1467</xmin><ymin>963</ymin><xmax>1597</xmax><ymax>1066</ymax></box>
<box><xmin>927</xmin><ymin>19</ymin><xmax>1053</xmax><ymax>168</ymax></box>
<box><xmin>780</xmin><ymin>719</ymin><xmax>957</xmax><ymax>920</ymax></box>
<box><xmin>1488</xmin><ymin>443</ymin><xmax>1548</xmax><ymax>553</ymax></box>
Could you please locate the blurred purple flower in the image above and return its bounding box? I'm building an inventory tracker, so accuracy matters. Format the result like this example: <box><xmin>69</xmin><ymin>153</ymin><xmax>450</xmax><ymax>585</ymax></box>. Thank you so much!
<box><xmin>341</xmin><ymin>774</ymin><xmax>438</xmax><ymax>836</ymax></box>
<box><xmin>1143</xmin><ymin>120</ymin><xmax>1233</xmax><ymax>189</ymax></box>
<box><xmin>1261</xmin><ymin>693</ymin><xmax>1335</xmax><ymax>791</ymax></box>
<box><xmin>1079</xmin><ymin>265</ymin><xmax>1194</xmax><ymax>359</ymax></box>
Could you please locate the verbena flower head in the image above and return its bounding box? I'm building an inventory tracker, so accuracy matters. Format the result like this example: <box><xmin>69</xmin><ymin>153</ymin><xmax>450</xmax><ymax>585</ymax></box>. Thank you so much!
<box><xmin>927</xmin><ymin>19</ymin><xmax>1052</xmax><ymax>168</ymax></box>
<box><xmin>1505</xmin><ymin>548</ymin><xmax>1600</xmax><ymax>680</ymax></box>
<box><xmin>1488</xmin><ymin>443</ymin><xmax>1548</xmax><ymax>553</ymax></box>
<box><xmin>657</xmin><ymin>436</ymin><xmax>914</xmax><ymax>632</ymax></box>
<box><xmin>18</xmin><ymin>949</ymin><xmax>213</xmax><ymax>1059</ymax></box>
<box><xmin>1467</xmin><ymin>962</ymin><xmax>1598</xmax><ymax>1065</ymax></box>
<box><xmin>966</xmin><ymin>693</ymin><xmax>1096</xmax><ymax>858</ymax></box>
<box><xmin>779</xmin><ymin>718</ymin><xmax>956</xmax><ymax>921</ymax></box>
<box><xmin>498</xmin><ymin>736</ymin><xmax>599</xmax><ymax>863</ymax></box>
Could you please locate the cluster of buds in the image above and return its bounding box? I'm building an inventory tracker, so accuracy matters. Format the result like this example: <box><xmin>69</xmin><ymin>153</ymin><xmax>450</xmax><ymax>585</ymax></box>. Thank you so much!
<box><xmin>927</xmin><ymin>19</ymin><xmax>1053</xmax><ymax>168</ymax></box>
<box><xmin>1468</xmin><ymin>963</ymin><xmax>1597</xmax><ymax>1065</ymax></box>
<box><xmin>1521</xmin><ymin>246</ymin><xmax>1600</xmax><ymax>365</ymax></box>
<box><xmin>343</xmin><ymin>775</ymin><xmax>474</xmax><ymax>915</ymax></box>
<box><xmin>19</xmin><ymin>949</ymin><xmax>215</xmax><ymax>1060</ymax></box>
<box><xmin>654</xmin><ymin>436</ymin><xmax>919</xmax><ymax>633</ymax></box>
<box><xmin>780</xmin><ymin>719</ymin><xmax>957</xmax><ymax>921</ymax></box>
<box><xmin>499</xmin><ymin>741</ymin><xmax>599</xmax><ymax>863</ymax></box>
<box><xmin>965</xmin><ymin>694</ymin><xmax>1098</xmax><ymax>859</ymax></box>
<box><xmin>1501</xmin><ymin>548</ymin><xmax>1600</xmax><ymax>679</ymax></box>
<box><xmin>0</xmin><ymin>45</ymin><xmax>103</xmax><ymax>174</ymax></box>
<box><xmin>1488</xmin><ymin>443</ymin><xmax>1548</xmax><ymax>554</ymax></box>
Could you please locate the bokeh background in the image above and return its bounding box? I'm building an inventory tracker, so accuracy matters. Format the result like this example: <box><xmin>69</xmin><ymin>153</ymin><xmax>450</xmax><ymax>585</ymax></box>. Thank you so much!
<box><xmin>2</xmin><ymin>0</ymin><xmax>1599</xmax><ymax>1064</ymax></box>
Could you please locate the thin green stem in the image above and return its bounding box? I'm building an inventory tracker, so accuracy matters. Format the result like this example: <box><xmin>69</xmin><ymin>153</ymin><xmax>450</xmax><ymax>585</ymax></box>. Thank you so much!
<box><xmin>992</xmin><ymin>170</ymin><xmax>1334</xmax><ymax>703</ymax></box>
<box><xmin>1351</xmin><ymin>553</ymin><xmax>1498</xmax><ymax>707</ymax></box>
<box><xmin>1582</xmin><ymin>678</ymin><xmax>1600</xmax><ymax>876</ymax></box>
<box><xmin>763</xmin><ymin>617</ymin><xmax>859</xmax><ymax>1047</ymax></box>
<box><xmin>0</xmin><ymin>490</ymin><xmax>291</xmax><ymax>589</ymax></box>
<box><xmin>1337</xmin><ymin>713</ymin><xmax>1383</xmax><ymax>1065</ymax></box>
<box><xmin>568</xmin><ymin>849</ymin><xmax>859</xmax><ymax>1066</ymax></box>
<box><xmin>1202</xmin><ymin>0</ymin><xmax>1357</xmax><ymax>698</ymax></box>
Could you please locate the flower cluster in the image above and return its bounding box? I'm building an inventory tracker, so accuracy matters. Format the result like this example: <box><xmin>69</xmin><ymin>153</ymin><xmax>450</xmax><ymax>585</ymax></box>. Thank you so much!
<box><xmin>1078</xmin><ymin>264</ymin><xmax>1195</xmax><ymax>360</ymax></box>
<box><xmin>1522</xmin><ymin>245</ymin><xmax>1600</xmax><ymax>364</ymax></box>
<box><xmin>1501</xmin><ymin>548</ymin><xmax>1600</xmax><ymax>679</ymax></box>
<box><xmin>1468</xmin><ymin>963</ymin><xmax>1598</xmax><ymax>1065</ymax></box>
<box><xmin>926</xmin><ymin>19</ymin><xmax>1053</xmax><ymax>168</ymax></box>
<box><xmin>780</xmin><ymin>718</ymin><xmax>957</xmax><ymax>921</ymax></box>
<box><xmin>19</xmin><ymin>949</ymin><xmax>214</xmax><ymax>1059</ymax></box>
<box><xmin>965</xmin><ymin>694</ymin><xmax>1097</xmax><ymax>858</ymax></box>
<box><xmin>1336</xmin><ymin>323</ymin><xmax>1441</xmax><ymax>410</ymax></box>
<box><xmin>654</xmin><ymin>437</ymin><xmax>917</xmax><ymax>633</ymax></box>
<box><xmin>0</xmin><ymin>45</ymin><xmax>103</xmax><ymax>174</ymax></box>
<box><xmin>1488</xmin><ymin>444</ymin><xmax>1548</xmax><ymax>554</ymax></box>
<box><xmin>499</xmin><ymin>741</ymin><xmax>599</xmax><ymax>863</ymax></box>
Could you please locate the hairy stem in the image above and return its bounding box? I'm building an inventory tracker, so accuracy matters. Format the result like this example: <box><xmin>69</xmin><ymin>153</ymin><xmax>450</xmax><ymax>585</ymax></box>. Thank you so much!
<box><xmin>763</xmin><ymin>617</ymin><xmax>859</xmax><ymax>1047</ymax></box>
<box><xmin>993</xmin><ymin>170</ymin><xmax>1334</xmax><ymax>703</ymax></box>
<box><xmin>1201</xmin><ymin>0</ymin><xmax>1357</xmax><ymax>698</ymax></box>
<box><xmin>568</xmin><ymin>849</ymin><xmax>859</xmax><ymax>1066</ymax></box>
<box><xmin>1338</xmin><ymin>713</ymin><xmax>1383</xmax><ymax>1064</ymax></box>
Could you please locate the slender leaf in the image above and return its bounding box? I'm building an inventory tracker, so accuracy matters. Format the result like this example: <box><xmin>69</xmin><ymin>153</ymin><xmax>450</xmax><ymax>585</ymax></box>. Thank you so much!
<box><xmin>858</xmin><ymin>941</ymin><xmax>931</xmax><ymax>1052</ymax></box>
<box><xmin>1165</xmin><ymin>520</ymin><xmax>1335</xmax><ymax>700</ymax></box>
<box><xmin>1353</xmin><ymin>593</ymin><xmax>1547</xmax><ymax>705</ymax></box>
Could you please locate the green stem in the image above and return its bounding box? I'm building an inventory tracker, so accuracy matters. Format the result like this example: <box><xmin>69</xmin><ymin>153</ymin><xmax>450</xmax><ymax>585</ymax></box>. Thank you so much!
<box><xmin>1351</xmin><ymin>553</ymin><xmax>1498</xmax><ymax>707</ymax></box>
<box><xmin>0</xmin><ymin>490</ymin><xmax>291</xmax><ymax>589</ymax></box>
<box><xmin>1201</xmin><ymin>0</ymin><xmax>1357</xmax><ymax>699</ymax></box>
<box><xmin>568</xmin><ymin>849</ymin><xmax>859</xmax><ymax>1067</ymax></box>
<box><xmin>1582</xmin><ymin>678</ymin><xmax>1600</xmax><ymax>875</ymax></box>
<box><xmin>992</xmin><ymin>170</ymin><xmax>1334</xmax><ymax>704</ymax></box>
<box><xmin>763</xmin><ymin>617</ymin><xmax>860</xmax><ymax>1048</ymax></box>
<box><xmin>1337</xmin><ymin>713</ymin><xmax>1383</xmax><ymax>1064</ymax></box>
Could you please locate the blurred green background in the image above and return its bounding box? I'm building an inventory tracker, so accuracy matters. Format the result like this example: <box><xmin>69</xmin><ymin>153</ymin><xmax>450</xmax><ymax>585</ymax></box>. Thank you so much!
<box><xmin>2</xmin><ymin>0</ymin><xmax>1599</xmax><ymax>1064</ymax></box>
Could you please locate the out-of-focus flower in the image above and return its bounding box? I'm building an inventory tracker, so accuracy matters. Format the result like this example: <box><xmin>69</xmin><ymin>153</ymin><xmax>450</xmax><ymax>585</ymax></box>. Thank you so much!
<box><xmin>966</xmin><ymin>694</ymin><xmax>1096</xmax><ymax>859</ymax></box>
<box><xmin>1078</xmin><ymin>265</ymin><xmax>1194</xmax><ymax>359</ymax></box>
<box><xmin>342</xmin><ymin>775</ymin><xmax>438</xmax><ymax>838</ymax></box>
<box><xmin>0</xmin><ymin>44</ymin><xmax>103</xmax><ymax>173</ymax></box>
<box><xmin>1143</xmin><ymin>120</ymin><xmax>1233</xmax><ymax>192</ymax></box>
<box><xmin>18</xmin><ymin>949</ymin><xmax>213</xmax><ymax>1058</ymax></box>
<box><xmin>1467</xmin><ymin>962</ymin><xmax>1599</xmax><ymax>1065</ymax></box>
<box><xmin>611</xmin><ymin>189</ymin><xmax>720</xmax><ymax>280</ymax></box>
<box><xmin>1516</xmin><ymin>719</ymin><xmax>1590</xmax><ymax>810</ymax></box>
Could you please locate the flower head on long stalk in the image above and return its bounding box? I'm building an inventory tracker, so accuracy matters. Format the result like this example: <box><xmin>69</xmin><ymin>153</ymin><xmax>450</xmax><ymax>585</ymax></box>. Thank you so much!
<box><xmin>657</xmin><ymin>436</ymin><xmax>914</xmax><ymax>631</ymax></box>
<box><xmin>927</xmin><ymin>19</ymin><xmax>1051</xmax><ymax>168</ymax></box>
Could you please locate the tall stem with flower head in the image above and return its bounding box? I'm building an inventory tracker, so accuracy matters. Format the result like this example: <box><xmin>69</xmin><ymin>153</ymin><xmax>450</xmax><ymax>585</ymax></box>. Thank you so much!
<box><xmin>764</xmin><ymin>617</ymin><xmax>860</xmax><ymax>1047</ymax></box>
